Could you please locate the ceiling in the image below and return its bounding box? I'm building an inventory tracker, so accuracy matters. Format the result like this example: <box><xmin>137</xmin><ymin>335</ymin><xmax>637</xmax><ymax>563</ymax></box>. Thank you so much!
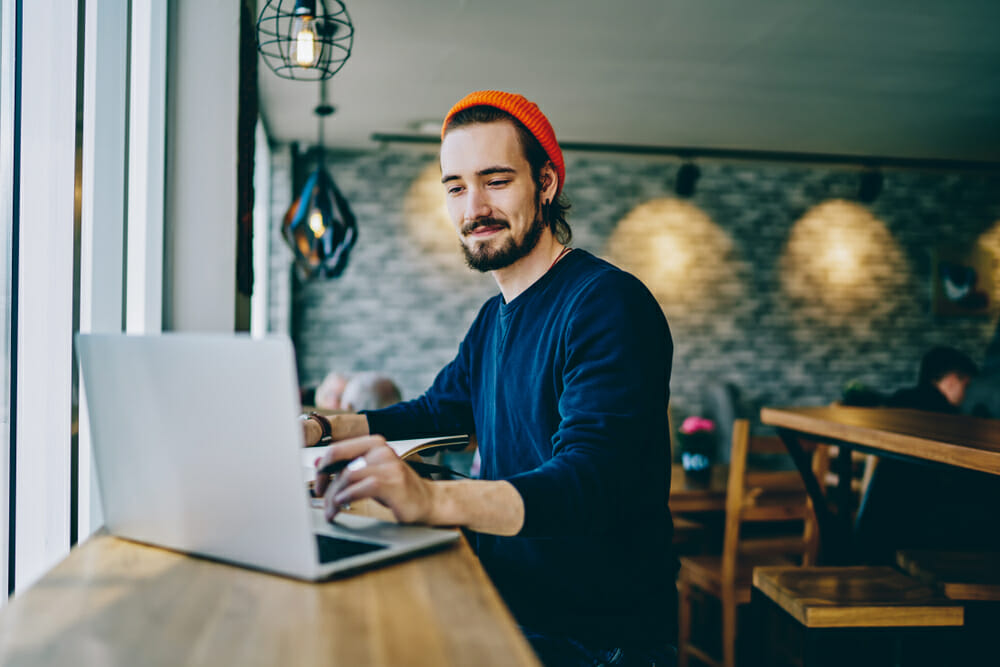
<box><xmin>256</xmin><ymin>0</ymin><xmax>1000</xmax><ymax>162</ymax></box>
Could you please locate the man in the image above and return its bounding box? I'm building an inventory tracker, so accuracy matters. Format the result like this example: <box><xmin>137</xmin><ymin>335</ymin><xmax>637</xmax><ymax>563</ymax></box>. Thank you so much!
<box><xmin>884</xmin><ymin>345</ymin><xmax>977</xmax><ymax>412</ymax></box>
<box><xmin>856</xmin><ymin>346</ymin><xmax>997</xmax><ymax>564</ymax></box>
<box><xmin>302</xmin><ymin>91</ymin><xmax>676</xmax><ymax>665</ymax></box>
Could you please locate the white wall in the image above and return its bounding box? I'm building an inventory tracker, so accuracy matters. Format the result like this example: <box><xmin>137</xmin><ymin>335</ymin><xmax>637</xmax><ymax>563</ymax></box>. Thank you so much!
<box><xmin>163</xmin><ymin>0</ymin><xmax>240</xmax><ymax>332</ymax></box>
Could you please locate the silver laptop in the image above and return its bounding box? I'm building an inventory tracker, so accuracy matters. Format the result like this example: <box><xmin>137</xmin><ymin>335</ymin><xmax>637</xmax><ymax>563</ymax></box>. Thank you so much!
<box><xmin>76</xmin><ymin>332</ymin><xmax>458</xmax><ymax>580</ymax></box>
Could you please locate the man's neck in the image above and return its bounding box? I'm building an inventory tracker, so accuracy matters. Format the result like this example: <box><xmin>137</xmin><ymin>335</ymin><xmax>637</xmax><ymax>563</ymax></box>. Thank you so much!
<box><xmin>491</xmin><ymin>233</ymin><xmax>566</xmax><ymax>303</ymax></box>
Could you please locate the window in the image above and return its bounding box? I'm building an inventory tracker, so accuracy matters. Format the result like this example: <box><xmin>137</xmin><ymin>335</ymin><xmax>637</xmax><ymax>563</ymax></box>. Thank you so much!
<box><xmin>0</xmin><ymin>0</ymin><xmax>15</xmax><ymax>600</ymax></box>
<box><xmin>3</xmin><ymin>0</ymin><xmax>166</xmax><ymax>596</ymax></box>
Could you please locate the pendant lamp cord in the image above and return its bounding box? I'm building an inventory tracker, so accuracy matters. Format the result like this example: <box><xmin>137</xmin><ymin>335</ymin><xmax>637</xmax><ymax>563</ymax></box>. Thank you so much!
<box><xmin>316</xmin><ymin>79</ymin><xmax>327</xmax><ymax>166</ymax></box>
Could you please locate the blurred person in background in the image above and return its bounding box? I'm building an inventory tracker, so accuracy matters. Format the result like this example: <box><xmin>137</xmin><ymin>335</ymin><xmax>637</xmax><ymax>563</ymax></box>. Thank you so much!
<box><xmin>856</xmin><ymin>345</ymin><xmax>1000</xmax><ymax>564</ymax></box>
<box><xmin>884</xmin><ymin>345</ymin><xmax>978</xmax><ymax>413</ymax></box>
<box><xmin>340</xmin><ymin>372</ymin><xmax>403</xmax><ymax>412</ymax></box>
<box><xmin>313</xmin><ymin>371</ymin><xmax>352</xmax><ymax>411</ymax></box>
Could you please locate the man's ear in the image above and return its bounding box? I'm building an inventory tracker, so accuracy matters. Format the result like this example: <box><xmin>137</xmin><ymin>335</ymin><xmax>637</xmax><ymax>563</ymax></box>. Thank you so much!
<box><xmin>539</xmin><ymin>161</ymin><xmax>558</xmax><ymax>204</ymax></box>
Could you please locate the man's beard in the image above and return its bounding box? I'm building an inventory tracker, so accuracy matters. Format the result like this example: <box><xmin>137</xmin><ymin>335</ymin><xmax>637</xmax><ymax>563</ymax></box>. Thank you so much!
<box><xmin>460</xmin><ymin>211</ymin><xmax>547</xmax><ymax>273</ymax></box>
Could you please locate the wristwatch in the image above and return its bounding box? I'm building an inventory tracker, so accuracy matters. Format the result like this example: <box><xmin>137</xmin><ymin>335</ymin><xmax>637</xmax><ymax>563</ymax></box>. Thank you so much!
<box><xmin>300</xmin><ymin>411</ymin><xmax>333</xmax><ymax>444</ymax></box>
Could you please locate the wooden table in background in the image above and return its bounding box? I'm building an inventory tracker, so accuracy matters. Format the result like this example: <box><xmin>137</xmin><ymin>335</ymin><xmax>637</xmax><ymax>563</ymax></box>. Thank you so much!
<box><xmin>761</xmin><ymin>405</ymin><xmax>1000</xmax><ymax>562</ymax></box>
<box><xmin>0</xmin><ymin>509</ymin><xmax>539</xmax><ymax>666</ymax></box>
<box><xmin>670</xmin><ymin>463</ymin><xmax>803</xmax><ymax>514</ymax></box>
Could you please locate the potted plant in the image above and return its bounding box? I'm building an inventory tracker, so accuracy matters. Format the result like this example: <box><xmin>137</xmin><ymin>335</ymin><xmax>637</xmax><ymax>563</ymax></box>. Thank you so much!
<box><xmin>678</xmin><ymin>416</ymin><xmax>716</xmax><ymax>483</ymax></box>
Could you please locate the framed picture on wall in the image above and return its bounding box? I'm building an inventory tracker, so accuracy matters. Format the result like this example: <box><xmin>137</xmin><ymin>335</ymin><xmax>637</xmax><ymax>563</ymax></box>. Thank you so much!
<box><xmin>931</xmin><ymin>244</ymin><xmax>996</xmax><ymax>316</ymax></box>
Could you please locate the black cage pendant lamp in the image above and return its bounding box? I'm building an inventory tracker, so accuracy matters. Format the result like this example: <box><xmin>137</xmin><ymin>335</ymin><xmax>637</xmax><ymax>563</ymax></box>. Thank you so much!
<box><xmin>283</xmin><ymin>83</ymin><xmax>357</xmax><ymax>280</ymax></box>
<box><xmin>256</xmin><ymin>0</ymin><xmax>354</xmax><ymax>81</ymax></box>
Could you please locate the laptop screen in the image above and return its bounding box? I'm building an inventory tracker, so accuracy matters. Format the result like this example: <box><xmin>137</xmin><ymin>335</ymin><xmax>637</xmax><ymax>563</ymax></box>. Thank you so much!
<box><xmin>316</xmin><ymin>534</ymin><xmax>386</xmax><ymax>563</ymax></box>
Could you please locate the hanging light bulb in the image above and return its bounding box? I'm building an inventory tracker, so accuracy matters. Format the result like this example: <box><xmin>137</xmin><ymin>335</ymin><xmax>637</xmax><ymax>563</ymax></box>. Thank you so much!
<box><xmin>291</xmin><ymin>6</ymin><xmax>320</xmax><ymax>68</ymax></box>
<box><xmin>256</xmin><ymin>0</ymin><xmax>353</xmax><ymax>81</ymax></box>
<box><xmin>308</xmin><ymin>208</ymin><xmax>326</xmax><ymax>237</ymax></box>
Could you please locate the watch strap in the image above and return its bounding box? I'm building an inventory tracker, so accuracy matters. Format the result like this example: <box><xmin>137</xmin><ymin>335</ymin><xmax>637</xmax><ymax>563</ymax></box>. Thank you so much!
<box><xmin>307</xmin><ymin>411</ymin><xmax>333</xmax><ymax>444</ymax></box>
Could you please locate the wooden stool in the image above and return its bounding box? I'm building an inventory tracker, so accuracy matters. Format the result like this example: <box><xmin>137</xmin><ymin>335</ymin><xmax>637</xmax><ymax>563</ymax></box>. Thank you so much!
<box><xmin>896</xmin><ymin>550</ymin><xmax>1000</xmax><ymax>664</ymax></box>
<box><xmin>752</xmin><ymin>566</ymin><xmax>963</xmax><ymax>667</ymax></box>
<box><xmin>896</xmin><ymin>549</ymin><xmax>1000</xmax><ymax>601</ymax></box>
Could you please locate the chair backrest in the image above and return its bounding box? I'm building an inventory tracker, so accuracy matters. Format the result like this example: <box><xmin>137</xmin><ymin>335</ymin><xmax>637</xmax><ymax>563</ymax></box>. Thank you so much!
<box><xmin>721</xmin><ymin>419</ymin><xmax>822</xmax><ymax>586</ymax></box>
<box><xmin>701</xmin><ymin>382</ymin><xmax>744</xmax><ymax>464</ymax></box>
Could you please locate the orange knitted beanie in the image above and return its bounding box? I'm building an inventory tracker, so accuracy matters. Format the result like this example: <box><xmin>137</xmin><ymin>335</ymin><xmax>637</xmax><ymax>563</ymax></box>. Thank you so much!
<box><xmin>442</xmin><ymin>90</ymin><xmax>565</xmax><ymax>196</ymax></box>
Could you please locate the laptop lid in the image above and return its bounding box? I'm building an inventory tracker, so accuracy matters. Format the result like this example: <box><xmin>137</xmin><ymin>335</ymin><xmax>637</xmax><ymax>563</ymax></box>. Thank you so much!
<box><xmin>77</xmin><ymin>333</ymin><xmax>456</xmax><ymax>580</ymax></box>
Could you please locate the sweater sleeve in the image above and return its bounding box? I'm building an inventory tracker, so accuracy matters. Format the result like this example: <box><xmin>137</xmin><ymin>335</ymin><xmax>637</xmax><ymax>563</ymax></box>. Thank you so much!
<box><xmin>363</xmin><ymin>315</ymin><xmax>481</xmax><ymax>441</ymax></box>
<box><xmin>504</xmin><ymin>272</ymin><xmax>673</xmax><ymax>537</ymax></box>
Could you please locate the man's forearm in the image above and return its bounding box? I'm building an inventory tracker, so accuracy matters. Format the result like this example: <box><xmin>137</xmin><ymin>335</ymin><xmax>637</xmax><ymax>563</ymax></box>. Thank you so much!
<box><xmin>329</xmin><ymin>413</ymin><xmax>370</xmax><ymax>440</ymax></box>
<box><xmin>304</xmin><ymin>413</ymin><xmax>370</xmax><ymax>446</ymax></box>
<box><xmin>426</xmin><ymin>480</ymin><xmax>525</xmax><ymax>536</ymax></box>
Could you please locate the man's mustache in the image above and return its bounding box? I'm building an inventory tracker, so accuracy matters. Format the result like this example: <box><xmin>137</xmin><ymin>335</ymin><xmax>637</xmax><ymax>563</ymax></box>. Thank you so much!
<box><xmin>461</xmin><ymin>218</ymin><xmax>509</xmax><ymax>235</ymax></box>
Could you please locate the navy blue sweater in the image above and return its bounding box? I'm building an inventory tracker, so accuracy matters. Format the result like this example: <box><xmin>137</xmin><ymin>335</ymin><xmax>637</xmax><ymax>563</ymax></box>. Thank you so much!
<box><xmin>365</xmin><ymin>250</ymin><xmax>676</xmax><ymax>647</ymax></box>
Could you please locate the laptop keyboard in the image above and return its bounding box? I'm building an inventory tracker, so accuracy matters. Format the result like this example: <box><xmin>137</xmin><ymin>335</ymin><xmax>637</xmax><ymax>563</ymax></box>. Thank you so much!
<box><xmin>315</xmin><ymin>534</ymin><xmax>387</xmax><ymax>563</ymax></box>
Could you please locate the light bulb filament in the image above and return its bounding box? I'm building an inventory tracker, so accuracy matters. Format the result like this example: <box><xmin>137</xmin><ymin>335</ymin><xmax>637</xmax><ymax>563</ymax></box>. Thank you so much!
<box><xmin>293</xmin><ymin>16</ymin><xmax>319</xmax><ymax>68</ymax></box>
<box><xmin>309</xmin><ymin>210</ymin><xmax>326</xmax><ymax>238</ymax></box>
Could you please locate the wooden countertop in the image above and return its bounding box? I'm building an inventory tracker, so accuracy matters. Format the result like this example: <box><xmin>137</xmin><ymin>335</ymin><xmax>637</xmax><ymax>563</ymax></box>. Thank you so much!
<box><xmin>761</xmin><ymin>406</ymin><xmax>1000</xmax><ymax>476</ymax></box>
<box><xmin>0</xmin><ymin>523</ymin><xmax>539</xmax><ymax>666</ymax></box>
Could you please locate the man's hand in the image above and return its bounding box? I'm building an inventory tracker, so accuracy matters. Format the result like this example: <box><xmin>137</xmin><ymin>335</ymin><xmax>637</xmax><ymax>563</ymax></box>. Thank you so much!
<box><xmin>301</xmin><ymin>413</ymin><xmax>370</xmax><ymax>447</ymax></box>
<box><xmin>312</xmin><ymin>432</ymin><xmax>526</xmax><ymax>535</ymax></box>
<box><xmin>314</xmin><ymin>435</ymin><xmax>433</xmax><ymax>524</ymax></box>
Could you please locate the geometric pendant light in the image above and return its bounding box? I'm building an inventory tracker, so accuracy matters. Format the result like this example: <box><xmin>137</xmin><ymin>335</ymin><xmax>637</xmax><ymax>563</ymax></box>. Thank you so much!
<box><xmin>282</xmin><ymin>165</ymin><xmax>357</xmax><ymax>279</ymax></box>
<box><xmin>282</xmin><ymin>82</ymin><xmax>357</xmax><ymax>279</ymax></box>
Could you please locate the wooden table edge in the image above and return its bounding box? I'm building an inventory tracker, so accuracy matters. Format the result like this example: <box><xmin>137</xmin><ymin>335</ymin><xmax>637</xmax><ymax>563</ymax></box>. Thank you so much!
<box><xmin>760</xmin><ymin>407</ymin><xmax>1000</xmax><ymax>476</ymax></box>
<box><xmin>804</xmin><ymin>605</ymin><xmax>964</xmax><ymax>628</ymax></box>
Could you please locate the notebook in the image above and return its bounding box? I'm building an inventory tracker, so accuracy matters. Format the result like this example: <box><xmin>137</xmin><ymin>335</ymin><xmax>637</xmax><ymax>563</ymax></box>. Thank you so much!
<box><xmin>76</xmin><ymin>332</ymin><xmax>459</xmax><ymax>580</ymax></box>
<box><xmin>302</xmin><ymin>434</ymin><xmax>469</xmax><ymax>484</ymax></box>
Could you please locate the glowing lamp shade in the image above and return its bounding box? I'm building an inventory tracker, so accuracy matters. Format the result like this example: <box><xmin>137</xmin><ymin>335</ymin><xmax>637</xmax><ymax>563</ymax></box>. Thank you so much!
<box><xmin>283</xmin><ymin>166</ymin><xmax>357</xmax><ymax>279</ymax></box>
<box><xmin>256</xmin><ymin>0</ymin><xmax>354</xmax><ymax>81</ymax></box>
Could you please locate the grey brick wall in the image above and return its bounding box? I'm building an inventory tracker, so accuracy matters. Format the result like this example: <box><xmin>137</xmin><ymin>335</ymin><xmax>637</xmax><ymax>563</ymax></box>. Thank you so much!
<box><xmin>267</xmin><ymin>145</ymin><xmax>1000</xmax><ymax>423</ymax></box>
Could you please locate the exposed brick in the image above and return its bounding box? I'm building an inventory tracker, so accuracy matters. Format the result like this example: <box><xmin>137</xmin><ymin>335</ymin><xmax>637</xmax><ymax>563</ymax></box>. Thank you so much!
<box><xmin>266</xmin><ymin>147</ymin><xmax>1000</xmax><ymax>421</ymax></box>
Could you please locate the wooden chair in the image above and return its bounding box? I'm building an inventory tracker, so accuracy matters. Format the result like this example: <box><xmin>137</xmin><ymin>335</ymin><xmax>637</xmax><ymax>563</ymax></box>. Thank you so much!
<box><xmin>677</xmin><ymin>419</ymin><xmax>822</xmax><ymax>667</ymax></box>
<box><xmin>673</xmin><ymin>515</ymin><xmax>712</xmax><ymax>554</ymax></box>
